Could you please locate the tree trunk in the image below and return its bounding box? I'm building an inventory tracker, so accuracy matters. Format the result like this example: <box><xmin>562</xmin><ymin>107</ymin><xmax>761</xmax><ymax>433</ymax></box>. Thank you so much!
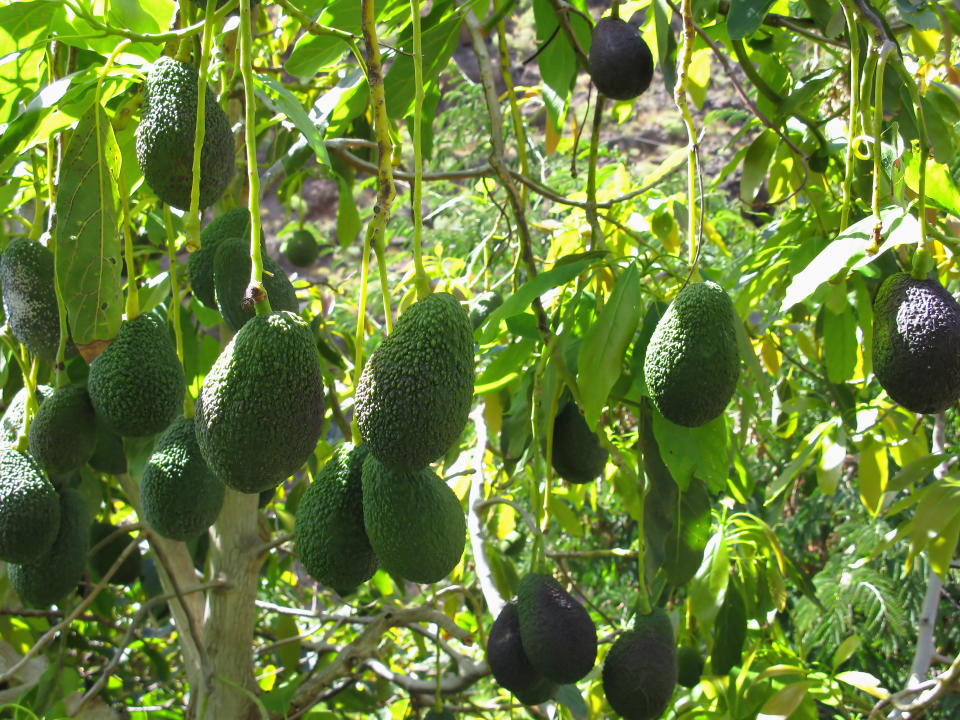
<box><xmin>200</xmin><ymin>488</ymin><xmax>261</xmax><ymax>720</ymax></box>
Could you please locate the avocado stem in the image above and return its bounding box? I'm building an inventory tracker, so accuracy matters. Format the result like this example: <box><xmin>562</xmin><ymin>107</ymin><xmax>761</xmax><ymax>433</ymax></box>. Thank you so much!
<box><xmin>410</xmin><ymin>0</ymin><xmax>431</xmax><ymax>301</ymax></box>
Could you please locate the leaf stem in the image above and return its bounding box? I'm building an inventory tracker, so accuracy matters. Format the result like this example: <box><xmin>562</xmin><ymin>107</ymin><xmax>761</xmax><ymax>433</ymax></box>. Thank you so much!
<box><xmin>870</xmin><ymin>41</ymin><xmax>897</xmax><ymax>247</ymax></box>
<box><xmin>410</xmin><ymin>0</ymin><xmax>430</xmax><ymax>300</ymax></box>
<box><xmin>840</xmin><ymin>1</ymin><xmax>861</xmax><ymax>230</ymax></box>
<box><xmin>586</xmin><ymin>95</ymin><xmax>605</xmax><ymax>250</ymax></box>
<box><xmin>238</xmin><ymin>0</ymin><xmax>271</xmax><ymax>315</ymax></box>
<box><xmin>674</xmin><ymin>0</ymin><xmax>699</xmax><ymax>277</ymax></box>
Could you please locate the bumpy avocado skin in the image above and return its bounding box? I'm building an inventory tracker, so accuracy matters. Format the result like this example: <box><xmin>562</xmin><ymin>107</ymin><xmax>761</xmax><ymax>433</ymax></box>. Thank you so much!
<box><xmin>588</xmin><ymin>17</ymin><xmax>654</xmax><ymax>101</ymax></box>
<box><xmin>0</xmin><ymin>445</ymin><xmax>60</xmax><ymax>563</ymax></box>
<box><xmin>360</xmin><ymin>454</ymin><xmax>465</xmax><ymax>584</ymax></box>
<box><xmin>135</xmin><ymin>56</ymin><xmax>234</xmax><ymax>211</ymax></box>
<box><xmin>602</xmin><ymin>608</ymin><xmax>678</xmax><ymax>720</ymax></box>
<box><xmin>213</xmin><ymin>237</ymin><xmax>299</xmax><ymax>332</ymax></box>
<box><xmin>643</xmin><ymin>281</ymin><xmax>740</xmax><ymax>427</ymax></box>
<box><xmin>356</xmin><ymin>292</ymin><xmax>474</xmax><ymax>472</ymax></box>
<box><xmin>188</xmin><ymin>208</ymin><xmax>251</xmax><ymax>308</ymax></box>
<box><xmin>195</xmin><ymin>311</ymin><xmax>325</xmax><ymax>494</ymax></box>
<box><xmin>89</xmin><ymin>521</ymin><xmax>142</xmax><ymax>585</ymax></box>
<box><xmin>87</xmin><ymin>313</ymin><xmax>186</xmax><ymax>437</ymax></box>
<box><xmin>551</xmin><ymin>401</ymin><xmax>608</xmax><ymax>484</ymax></box>
<box><xmin>141</xmin><ymin>416</ymin><xmax>225</xmax><ymax>540</ymax></box>
<box><xmin>516</xmin><ymin>573</ymin><xmax>598</xmax><ymax>684</ymax></box>
<box><xmin>1</xmin><ymin>385</ymin><xmax>54</xmax><ymax>443</ymax></box>
<box><xmin>487</xmin><ymin>600</ymin><xmax>554</xmax><ymax>698</ymax></box>
<box><xmin>9</xmin><ymin>488</ymin><xmax>90</xmax><ymax>607</ymax></box>
<box><xmin>27</xmin><ymin>385</ymin><xmax>97</xmax><ymax>476</ymax></box>
<box><xmin>0</xmin><ymin>239</ymin><xmax>65</xmax><ymax>362</ymax></box>
<box><xmin>294</xmin><ymin>443</ymin><xmax>378</xmax><ymax>594</ymax></box>
<box><xmin>872</xmin><ymin>273</ymin><xmax>960</xmax><ymax>414</ymax></box>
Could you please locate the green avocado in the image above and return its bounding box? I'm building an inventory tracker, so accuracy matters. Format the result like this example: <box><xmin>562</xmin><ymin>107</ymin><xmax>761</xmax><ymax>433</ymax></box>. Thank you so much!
<box><xmin>294</xmin><ymin>443</ymin><xmax>378</xmax><ymax>594</ymax></box>
<box><xmin>588</xmin><ymin>17</ymin><xmax>654</xmax><ymax>101</ymax></box>
<box><xmin>188</xmin><ymin>208</ymin><xmax>251</xmax><ymax>308</ymax></box>
<box><xmin>283</xmin><ymin>229</ymin><xmax>320</xmax><ymax>267</ymax></box>
<box><xmin>195</xmin><ymin>311</ymin><xmax>325</xmax><ymax>493</ymax></box>
<box><xmin>88</xmin><ymin>423</ymin><xmax>127</xmax><ymax>475</ymax></box>
<box><xmin>87</xmin><ymin>313</ymin><xmax>186</xmax><ymax>437</ymax></box>
<box><xmin>872</xmin><ymin>273</ymin><xmax>960</xmax><ymax>414</ymax></box>
<box><xmin>643</xmin><ymin>281</ymin><xmax>740</xmax><ymax>427</ymax></box>
<box><xmin>360</xmin><ymin>453</ymin><xmax>465</xmax><ymax>584</ymax></box>
<box><xmin>487</xmin><ymin>600</ymin><xmax>555</xmax><ymax>700</ymax></box>
<box><xmin>9</xmin><ymin>488</ymin><xmax>89</xmax><ymax>607</ymax></box>
<box><xmin>89</xmin><ymin>521</ymin><xmax>142</xmax><ymax>585</ymax></box>
<box><xmin>27</xmin><ymin>385</ymin><xmax>97</xmax><ymax>476</ymax></box>
<box><xmin>0</xmin><ymin>239</ymin><xmax>71</xmax><ymax>362</ymax></box>
<box><xmin>135</xmin><ymin>56</ymin><xmax>234</xmax><ymax>211</ymax></box>
<box><xmin>551</xmin><ymin>401</ymin><xmax>608</xmax><ymax>484</ymax></box>
<box><xmin>1</xmin><ymin>385</ymin><xmax>54</xmax><ymax>443</ymax></box>
<box><xmin>676</xmin><ymin>645</ymin><xmax>704</xmax><ymax>688</ymax></box>
<box><xmin>0</xmin><ymin>445</ymin><xmax>60</xmax><ymax>563</ymax></box>
<box><xmin>602</xmin><ymin>608</ymin><xmax>677</xmax><ymax>720</ymax></box>
<box><xmin>140</xmin><ymin>415</ymin><xmax>225</xmax><ymax>540</ymax></box>
<box><xmin>356</xmin><ymin>292</ymin><xmax>474</xmax><ymax>472</ymax></box>
<box><xmin>213</xmin><ymin>237</ymin><xmax>299</xmax><ymax>332</ymax></box>
<box><xmin>516</xmin><ymin>573</ymin><xmax>597</xmax><ymax>684</ymax></box>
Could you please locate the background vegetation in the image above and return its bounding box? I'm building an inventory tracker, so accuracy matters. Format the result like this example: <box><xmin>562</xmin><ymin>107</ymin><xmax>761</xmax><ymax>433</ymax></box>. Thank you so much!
<box><xmin>0</xmin><ymin>0</ymin><xmax>959</xmax><ymax>718</ymax></box>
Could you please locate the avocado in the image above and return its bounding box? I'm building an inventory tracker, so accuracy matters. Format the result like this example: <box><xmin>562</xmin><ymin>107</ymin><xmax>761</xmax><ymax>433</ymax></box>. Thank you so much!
<box><xmin>195</xmin><ymin>310</ymin><xmax>325</xmax><ymax>493</ymax></box>
<box><xmin>140</xmin><ymin>415</ymin><xmax>225</xmax><ymax>540</ymax></box>
<box><xmin>27</xmin><ymin>385</ymin><xmax>98</xmax><ymax>476</ymax></box>
<box><xmin>360</xmin><ymin>453</ymin><xmax>465</xmax><ymax>584</ymax></box>
<box><xmin>8</xmin><ymin>488</ymin><xmax>89</xmax><ymax>607</ymax></box>
<box><xmin>356</xmin><ymin>292</ymin><xmax>474</xmax><ymax>472</ymax></box>
<box><xmin>87</xmin><ymin>313</ymin><xmax>186</xmax><ymax>437</ymax></box>
<box><xmin>516</xmin><ymin>572</ymin><xmax>597</xmax><ymax>684</ymax></box>
<box><xmin>469</xmin><ymin>290</ymin><xmax>503</xmax><ymax>330</ymax></box>
<box><xmin>213</xmin><ymin>237</ymin><xmax>299</xmax><ymax>332</ymax></box>
<box><xmin>283</xmin><ymin>229</ymin><xmax>320</xmax><ymax>267</ymax></box>
<box><xmin>602</xmin><ymin>607</ymin><xmax>677</xmax><ymax>720</ymax></box>
<box><xmin>0</xmin><ymin>239</ymin><xmax>70</xmax><ymax>363</ymax></box>
<box><xmin>135</xmin><ymin>56</ymin><xmax>235</xmax><ymax>211</ymax></box>
<box><xmin>1</xmin><ymin>385</ymin><xmax>54</xmax><ymax>443</ymax></box>
<box><xmin>89</xmin><ymin>521</ymin><xmax>142</xmax><ymax>585</ymax></box>
<box><xmin>551</xmin><ymin>401</ymin><xmax>608</xmax><ymax>484</ymax></box>
<box><xmin>423</xmin><ymin>709</ymin><xmax>456</xmax><ymax>720</ymax></box>
<box><xmin>0</xmin><ymin>445</ymin><xmax>60</xmax><ymax>563</ymax></box>
<box><xmin>294</xmin><ymin>443</ymin><xmax>378</xmax><ymax>594</ymax></box>
<box><xmin>643</xmin><ymin>281</ymin><xmax>740</xmax><ymax>427</ymax></box>
<box><xmin>487</xmin><ymin>600</ymin><xmax>556</xmax><ymax>700</ymax></box>
<box><xmin>88</xmin><ymin>423</ymin><xmax>127</xmax><ymax>475</ymax></box>
<box><xmin>676</xmin><ymin>645</ymin><xmax>704</xmax><ymax>688</ymax></box>
<box><xmin>188</xmin><ymin>208</ymin><xmax>251</xmax><ymax>308</ymax></box>
<box><xmin>588</xmin><ymin>17</ymin><xmax>654</xmax><ymax>101</ymax></box>
<box><xmin>872</xmin><ymin>273</ymin><xmax>960</xmax><ymax>414</ymax></box>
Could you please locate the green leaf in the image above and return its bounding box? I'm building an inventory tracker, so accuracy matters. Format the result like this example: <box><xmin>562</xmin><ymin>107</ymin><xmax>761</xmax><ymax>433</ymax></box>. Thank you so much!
<box><xmin>928</xmin><ymin>509</ymin><xmax>960</xmax><ymax>579</ymax></box>
<box><xmin>54</xmin><ymin>103</ymin><xmax>123</xmax><ymax>351</ymax></box>
<box><xmin>254</xmin><ymin>74</ymin><xmax>331</xmax><ymax>168</ymax></box>
<box><xmin>651</xmin><ymin>409</ymin><xmax>729</xmax><ymax>492</ymax></box>
<box><xmin>727</xmin><ymin>0</ymin><xmax>777</xmax><ymax>39</ymax></box>
<box><xmin>689</xmin><ymin>532</ymin><xmax>729</xmax><ymax>631</ymax></box>
<box><xmin>653</xmin><ymin>0</ymin><xmax>678</xmax><ymax>92</ymax></box>
<box><xmin>577</xmin><ymin>262</ymin><xmax>640</xmax><ymax>429</ymax></box>
<box><xmin>757</xmin><ymin>681</ymin><xmax>813</xmax><ymax>719</ymax></box>
<box><xmin>555</xmin><ymin>683</ymin><xmax>588</xmax><ymax>719</ymax></box>
<box><xmin>335</xmin><ymin>175</ymin><xmax>361</xmax><ymax>248</ymax></box>
<box><xmin>665</xmin><ymin>479</ymin><xmax>711</xmax><ymax>586</ymax></box>
<box><xmin>711</xmin><ymin>582</ymin><xmax>747</xmax><ymax>675</ymax></box>
<box><xmin>532</xmin><ymin>0</ymin><xmax>585</xmax><ymax>134</ymax></box>
<box><xmin>904</xmin><ymin>153</ymin><xmax>960</xmax><ymax>217</ymax></box>
<box><xmin>640</xmin><ymin>406</ymin><xmax>677</xmax><ymax>571</ymax></box>
<box><xmin>476</xmin><ymin>338</ymin><xmax>536</xmax><ymax>393</ymax></box>
<box><xmin>821</xmin><ymin>304</ymin><xmax>857</xmax><ymax>383</ymax></box>
<box><xmin>547</xmin><ymin>494</ymin><xmax>583</xmax><ymax>537</ymax></box>
<box><xmin>779</xmin><ymin>206</ymin><xmax>915</xmax><ymax>311</ymax></box>
<box><xmin>740</xmin><ymin>128</ymin><xmax>778</xmax><ymax>204</ymax></box>
<box><xmin>831</xmin><ymin>635</ymin><xmax>861</xmax><ymax>671</ymax></box>
<box><xmin>478</xmin><ymin>257</ymin><xmax>595</xmax><ymax>343</ymax></box>
<box><xmin>907</xmin><ymin>478</ymin><xmax>960</xmax><ymax>573</ymax></box>
<box><xmin>857</xmin><ymin>436</ymin><xmax>888</xmax><ymax>517</ymax></box>
<box><xmin>887</xmin><ymin>453</ymin><xmax>947</xmax><ymax>494</ymax></box>
<box><xmin>815</xmin><ymin>433</ymin><xmax>845</xmax><ymax>496</ymax></box>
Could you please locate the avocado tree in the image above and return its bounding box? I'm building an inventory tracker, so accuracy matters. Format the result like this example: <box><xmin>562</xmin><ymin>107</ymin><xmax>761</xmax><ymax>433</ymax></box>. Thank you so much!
<box><xmin>0</xmin><ymin>0</ymin><xmax>959</xmax><ymax>719</ymax></box>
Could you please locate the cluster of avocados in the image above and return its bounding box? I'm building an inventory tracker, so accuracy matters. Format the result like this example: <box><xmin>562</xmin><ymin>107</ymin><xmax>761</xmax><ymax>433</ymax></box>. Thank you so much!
<box><xmin>295</xmin><ymin>292</ymin><xmax>475</xmax><ymax>590</ymax></box>
<box><xmin>486</xmin><ymin>573</ymin><xmax>598</xmax><ymax>705</ymax></box>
